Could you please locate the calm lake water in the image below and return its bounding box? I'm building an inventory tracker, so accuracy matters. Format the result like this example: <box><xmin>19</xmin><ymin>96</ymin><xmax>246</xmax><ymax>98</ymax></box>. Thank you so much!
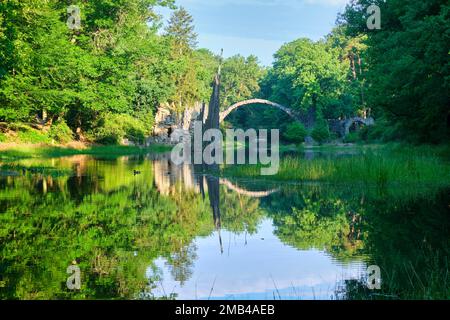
<box><xmin>0</xmin><ymin>151</ymin><xmax>448</xmax><ymax>299</ymax></box>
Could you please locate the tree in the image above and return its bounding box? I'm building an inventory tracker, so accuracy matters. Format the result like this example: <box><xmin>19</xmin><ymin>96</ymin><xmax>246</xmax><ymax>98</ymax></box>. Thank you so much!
<box><xmin>340</xmin><ymin>0</ymin><xmax>450</xmax><ymax>143</ymax></box>
<box><xmin>326</xmin><ymin>26</ymin><xmax>369</xmax><ymax>118</ymax></box>
<box><xmin>165</xmin><ymin>7</ymin><xmax>198</xmax><ymax>55</ymax></box>
<box><xmin>194</xmin><ymin>49</ymin><xmax>221</xmax><ymax>102</ymax></box>
<box><xmin>284</xmin><ymin>122</ymin><xmax>308</xmax><ymax>143</ymax></box>
<box><xmin>220</xmin><ymin>55</ymin><xmax>266</xmax><ymax>110</ymax></box>
<box><xmin>164</xmin><ymin>7</ymin><xmax>209</xmax><ymax>111</ymax></box>
<box><xmin>265</xmin><ymin>38</ymin><xmax>349</xmax><ymax>129</ymax></box>
<box><xmin>0</xmin><ymin>0</ymin><xmax>187</xmax><ymax>141</ymax></box>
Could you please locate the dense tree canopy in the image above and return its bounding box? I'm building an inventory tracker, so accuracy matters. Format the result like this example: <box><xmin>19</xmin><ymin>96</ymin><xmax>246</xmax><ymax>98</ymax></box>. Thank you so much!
<box><xmin>0</xmin><ymin>0</ymin><xmax>448</xmax><ymax>145</ymax></box>
<box><xmin>0</xmin><ymin>1</ymin><xmax>219</xmax><ymax>143</ymax></box>
<box><xmin>339</xmin><ymin>0</ymin><xmax>450</xmax><ymax>143</ymax></box>
<box><xmin>220</xmin><ymin>55</ymin><xmax>266</xmax><ymax>110</ymax></box>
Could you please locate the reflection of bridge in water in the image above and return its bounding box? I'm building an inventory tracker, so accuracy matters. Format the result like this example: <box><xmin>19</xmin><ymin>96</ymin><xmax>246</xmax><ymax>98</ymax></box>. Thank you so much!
<box><xmin>148</xmin><ymin>153</ymin><xmax>278</xmax><ymax>254</ymax></box>
<box><xmin>148</xmin><ymin>153</ymin><xmax>279</xmax><ymax>198</ymax></box>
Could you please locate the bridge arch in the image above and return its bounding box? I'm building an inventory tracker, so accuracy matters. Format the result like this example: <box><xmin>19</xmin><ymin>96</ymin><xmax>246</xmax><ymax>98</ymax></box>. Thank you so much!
<box><xmin>214</xmin><ymin>98</ymin><xmax>376</xmax><ymax>138</ymax></box>
<box><xmin>344</xmin><ymin>117</ymin><xmax>375</xmax><ymax>136</ymax></box>
<box><xmin>219</xmin><ymin>99</ymin><xmax>298</xmax><ymax>123</ymax></box>
<box><xmin>219</xmin><ymin>178</ymin><xmax>279</xmax><ymax>198</ymax></box>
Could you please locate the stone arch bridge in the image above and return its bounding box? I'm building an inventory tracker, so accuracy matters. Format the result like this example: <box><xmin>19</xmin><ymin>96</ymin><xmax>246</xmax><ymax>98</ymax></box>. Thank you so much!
<box><xmin>148</xmin><ymin>72</ymin><xmax>374</xmax><ymax>144</ymax></box>
<box><xmin>219</xmin><ymin>99</ymin><xmax>298</xmax><ymax>123</ymax></box>
<box><xmin>218</xmin><ymin>98</ymin><xmax>375</xmax><ymax>138</ymax></box>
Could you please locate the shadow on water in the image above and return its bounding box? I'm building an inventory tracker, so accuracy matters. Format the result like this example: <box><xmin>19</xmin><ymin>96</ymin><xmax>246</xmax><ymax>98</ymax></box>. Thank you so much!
<box><xmin>0</xmin><ymin>151</ymin><xmax>448</xmax><ymax>299</ymax></box>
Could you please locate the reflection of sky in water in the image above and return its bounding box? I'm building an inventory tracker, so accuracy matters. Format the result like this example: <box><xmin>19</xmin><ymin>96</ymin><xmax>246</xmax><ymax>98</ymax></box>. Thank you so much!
<box><xmin>148</xmin><ymin>219</ymin><xmax>366</xmax><ymax>300</ymax></box>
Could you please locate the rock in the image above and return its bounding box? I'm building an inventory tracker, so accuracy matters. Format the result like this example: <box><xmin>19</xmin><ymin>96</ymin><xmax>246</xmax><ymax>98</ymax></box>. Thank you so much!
<box><xmin>149</xmin><ymin>102</ymin><xmax>204</xmax><ymax>145</ymax></box>
<box><xmin>121</xmin><ymin>138</ymin><xmax>135</xmax><ymax>146</ymax></box>
<box><xmin>170</xmin><ymin>129</ymin><xmax>191</xmax><ymax>144</ymax></box>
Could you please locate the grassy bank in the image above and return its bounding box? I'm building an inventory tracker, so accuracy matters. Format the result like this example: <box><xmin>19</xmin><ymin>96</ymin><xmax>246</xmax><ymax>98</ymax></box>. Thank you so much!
<box><xmin>0</xmin><ymin>144</ymin><xmax>172</xmax><ymax>160</ymax></box>
<box><xmin>222</xmin><ymin>144</ymin><xmax>450</xmax><ymax>186</ymax></box>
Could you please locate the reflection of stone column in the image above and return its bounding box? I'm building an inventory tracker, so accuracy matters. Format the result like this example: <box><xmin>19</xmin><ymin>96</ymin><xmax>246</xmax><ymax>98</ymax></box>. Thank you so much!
<box><xmin>153</xmin><ymin>158</ymin><xmax>200</xmax><ymax>196</ymax></box>
<box><xmin>206</xmin><ymin>173</ymin><xmax>223</xmax><ymax>254</ymax></box>
<box><xmin>182</xmin><ymin>164</ymin><xmax>198</xmax><ymax>193</ymax></box>
<box><xmin>69</xmin><ymin>155</ymin><xmax>89</xmax><ymax>177</ymax></box>
<box><xmin>153</xmin><ymin>160</ymin><xmax>171</xmax><ymax>196</ymax></box>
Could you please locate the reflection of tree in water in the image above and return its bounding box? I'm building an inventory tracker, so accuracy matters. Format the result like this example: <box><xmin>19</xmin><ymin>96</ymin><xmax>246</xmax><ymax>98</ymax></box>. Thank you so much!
<box><xmin>219</xmin><ymin>187</ymin><xmax>264</xmax><ymax>235</ymax></box>
<box><xmin>0</xmin><ymin>159</ymin><xmax>213</xmax><ymax>299</ymax></box>
<box><xmin>0</xmin><ymin>156</ymin><xmax>268</xmax><ymax>299</ymax></box>
<box><xmin>165</xmin><ymin>243</ymin><xmax>197</xmax><ymax>286</ymax></box>
<box><xmin>205</xmin><ymin>174</ymin><xmax>224</xmax><ymax>254</ymax></box>
<box><xmin>2</xmin><ymin>155</ymin><xmax>448</xmax><ymax>300</ymax></box>
<box><xmin>261</xmin><ymin>185</ymin><xmax>450</xmax><ymax>299</ymax></box>
<box><xmin>200</xmin><ymin>171</ymin><xmax>267</xmax><ymax>254</ymax></box>
<box><xmin>263</xmin><ymin>187</ymin><xmax>366</xmax><ymax>263</ymax></box>
<box><xmin>276</xmin><ymin>185</ymin><xmax>450</xmax><ymax>300</ymax></box>
<box><xmin>336</xmin><ymin>188</ymin><xmax>450</xmax><ymax>300</ymax></box>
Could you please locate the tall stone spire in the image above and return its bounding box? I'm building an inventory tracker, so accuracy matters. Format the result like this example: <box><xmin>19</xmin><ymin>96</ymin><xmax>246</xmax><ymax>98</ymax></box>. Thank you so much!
<box><xmin>204</xmin><ymin>49</ymin><xmax>223</xmax><ymax>131</ymax></box>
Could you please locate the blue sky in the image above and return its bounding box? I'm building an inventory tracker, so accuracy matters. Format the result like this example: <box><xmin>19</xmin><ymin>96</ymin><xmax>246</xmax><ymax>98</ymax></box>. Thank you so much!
<box><xmin>157</xmin><ymin>0</ymin><xmax>350</xmax><ymax>66</ymax></box>
<box><xmin>150</xmin><ymin>219</ymin><xmax>365</xmax><ymax>300</ymax></box>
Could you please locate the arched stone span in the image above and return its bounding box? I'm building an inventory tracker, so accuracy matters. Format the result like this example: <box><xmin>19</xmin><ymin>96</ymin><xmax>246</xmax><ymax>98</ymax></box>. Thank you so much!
<box><xmin>219</xmin><ymin>99</ymin><xmax>298</xmax><ymax>123</ymax></box>
<box><xmin>344</xmin><ymin>117</ymin><xmax>375</xmax><ymax>136</ymax></box>
<box><xmin>215</xmin><ymin>98</ymin><xmax>376</xmax><ymax>138</ymax></box>
<box><xmin>219</xmin><ymin>178</ymin><xmax>279</xmax><ymax>198</ymax></box>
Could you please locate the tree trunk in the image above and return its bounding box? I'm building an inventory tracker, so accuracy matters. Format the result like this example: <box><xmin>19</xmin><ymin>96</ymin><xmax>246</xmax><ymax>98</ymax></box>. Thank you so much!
<box><xmin>306</xmin><ymin>95</ymin><xmax>317</xmax><ymax>130</ymax></box>
<box><xmin>350</xmin><ymin>54</ymin><xmax>357</xmax><ymax>80</ymax></box>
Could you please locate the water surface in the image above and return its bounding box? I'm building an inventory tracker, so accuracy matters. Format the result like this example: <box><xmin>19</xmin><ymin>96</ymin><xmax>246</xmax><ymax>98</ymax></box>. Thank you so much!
<box><xmin>0</xmin><ymin>151</ymin><xmax>448</xmax><ymax>299</ymax></box>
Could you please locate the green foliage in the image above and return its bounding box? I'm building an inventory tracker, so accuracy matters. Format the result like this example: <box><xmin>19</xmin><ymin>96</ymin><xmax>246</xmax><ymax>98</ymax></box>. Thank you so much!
<box><xmin>49</xmin><ymin>120</ymin><xmax>73</xmax><ymax>144</ymax></box>
<box><xmin>0</xmin><ymin>132</ymin><xmax>6</xmax><ymax>142</ymax></box>
<box><xmin>252</xmin><ymin>32</ymin><xmax>370</xmax><ymax>134</ymax></box>
<box><xmin>194</xmin><ymin>49</ymin><xmax>220</xmax><ymax>102</ymax></box>
<box><xmin>223</xmin><ymin>145</ymin><xmax>450</xmax><ymax>186</ymax></box>
<box><xmin>340</xmin><ymin>0</ymin><xmax>450</xmax><ymax>143</ymax></box>
<box><xmin>0</xmin><ymin>0</ymin><xmax>214</xmax><ymax>145</ymax></box>
<box><xmin>220</xmin><ymin>55</ymin><xmax>266</xmax><ymax>110</ymax></box>
<box><xmin>344</xmin><ymin>132</ymin><xmax>361</xmax><ymax>144</ymax></box>
<box><xmin>91</xmin><ymin>114</ymin><xmax>148</xmax><ymax>145</ymax></box>
<box><xmin>0</xmin><ymin>0</ymin><xmax>447</xmax><ymax>148</ymax></box>
<box><xmin>263</xmin><ymin>38</ymin><xmax>350</xmax><ymax>120</ymax></box>
<box><xmin>165</xmin><ymin>7</ymin><xmax>198</xmax><ymax>52</ymax></box>
<box><xmin>284</xmin><ymin>122</ymin><xmax>307</xmax><ymax>143</ymax></box>
<box><xmin>311</xmin><ymin>122</ymin><xmax>331</xmax><ymax>144</ymax></box>
<box><xmin>16</xmin><ymin>126</ymin><xmax>51</xmax><ymax>144</ymax></box>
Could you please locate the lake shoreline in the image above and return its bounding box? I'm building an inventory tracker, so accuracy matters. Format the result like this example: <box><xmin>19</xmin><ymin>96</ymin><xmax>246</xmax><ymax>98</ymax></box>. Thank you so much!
<box><xmin>0</xmin><ymin>142</ymin><xmax>173</xmax><ymax>160</ymax></box>
<box><xmin>221</xmin><ymin>143</ymin><xmax>450</xmax><ymax>186</ymax></box>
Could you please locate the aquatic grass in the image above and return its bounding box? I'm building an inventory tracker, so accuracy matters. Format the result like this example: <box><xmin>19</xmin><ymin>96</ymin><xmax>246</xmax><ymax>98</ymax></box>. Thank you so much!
<box><xmin>222</xmin><ymin>147</ymin><xmax>450</xmax><ymax>186</ymax></box>
<box><xmin>0</xmin><ymin>164</ymin><xmax>73</xmax><ymax>177</ymax></box>
<box><xmin>0</xmin><ymin>144</ymin><xmax>172</xmax><ymax>160</ymax></box>
<box><xmin>335</xmin><ymin>250</ymin><xmax>450</xmax><ymax>300</ymax></box>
